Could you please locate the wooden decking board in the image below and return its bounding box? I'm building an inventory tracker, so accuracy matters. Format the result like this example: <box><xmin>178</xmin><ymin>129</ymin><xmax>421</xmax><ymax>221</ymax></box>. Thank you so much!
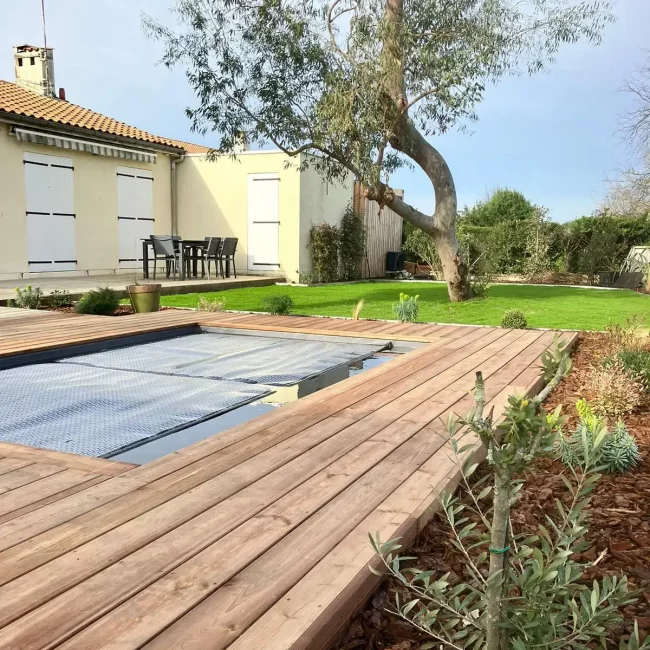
<box><xmin>0</xmin><ymin>464</ymin><xmax>65</xmax><ymax>493</ymax></box>
<box><xmin>48</xmin><ymin>429</ymin><xmax>448</xmax><ymax>650</ymax></box>
<box><xmin>0</xmin><ymin>458</ymin><xmax>34</xmax><ymax>476</ymax></box>
<box><xmin>0</xmin><ymin>311</ymin><xmax>576</xmax><ymax>650</ymax></box>
<box><xmin>223</xmin><ymin>342</ymin><xmax>566</xmax><ymax>650</ymax></box>
<box><xmin>0</xmin><ymin>477</ymin><xmax>146</xmax><ymax>554</ymax></box>
<box><xmin>0</xmin><ymin>443</ymin><xmax>137</xmax><ymax>476</ymax></box>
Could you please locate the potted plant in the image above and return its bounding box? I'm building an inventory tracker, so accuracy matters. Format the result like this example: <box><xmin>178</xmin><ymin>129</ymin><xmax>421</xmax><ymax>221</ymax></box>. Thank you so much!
<box><xmin>126</xmin><ymin>277</ymin><xmax>161</xmax><ymax>313</ymax></box>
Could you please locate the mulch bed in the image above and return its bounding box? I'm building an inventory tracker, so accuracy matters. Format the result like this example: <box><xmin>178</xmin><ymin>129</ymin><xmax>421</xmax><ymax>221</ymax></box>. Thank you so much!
<box><xmin>41</xmin><ymin>306</ymin><xmax>180</xmax><ymax>316</ymax></box>
<box><xmin>337</xmin><ymin>333</ymin><xmax>650</xmax><ymax>649</ymax></box>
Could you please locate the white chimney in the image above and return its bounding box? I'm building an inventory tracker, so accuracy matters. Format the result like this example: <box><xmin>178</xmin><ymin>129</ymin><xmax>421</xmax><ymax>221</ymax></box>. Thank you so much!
<box><xmin>13</xmin><ymin>44</ymin><xmax>55</xmax><ymax>97</ymax></box>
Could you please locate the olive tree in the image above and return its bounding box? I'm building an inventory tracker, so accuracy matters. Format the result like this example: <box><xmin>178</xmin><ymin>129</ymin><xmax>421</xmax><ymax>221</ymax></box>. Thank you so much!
<box><xmin>145</xmin><ymin>0</ymin><xmax>613</xmax><ymax>301</ymax></box>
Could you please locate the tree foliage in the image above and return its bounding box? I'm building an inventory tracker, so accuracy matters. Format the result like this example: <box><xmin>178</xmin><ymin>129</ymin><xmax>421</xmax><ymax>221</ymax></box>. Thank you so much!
<box><xmin>145</xmin><ymin>0</ymin><xmax>613</xmax><ymax>302</ymax></box>
<box><xmin>462</xmin><ymin>189</ymin><xmax>538</xmax><ymax>227</ymax></box>
<box><xmin>601</xmin><ymin>56</ymin><xmax>650</xmax><ymax>218</ymax></box>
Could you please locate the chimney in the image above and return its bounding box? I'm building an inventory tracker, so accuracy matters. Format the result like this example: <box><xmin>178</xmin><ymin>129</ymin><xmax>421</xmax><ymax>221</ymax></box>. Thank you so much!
<box><xmin>232</xmin><ymin>132</ymin><xmax>250</xmax><ymax>153</ymax></box>
<box><xmin>58</xmin><ymin>87</ymin><xmax>66</xmax><ymax>101</ymax></box>
<box><xmin>13</xmin><ymin>44</ymin><xmax>56</xmax><ymax>97</ymax></box>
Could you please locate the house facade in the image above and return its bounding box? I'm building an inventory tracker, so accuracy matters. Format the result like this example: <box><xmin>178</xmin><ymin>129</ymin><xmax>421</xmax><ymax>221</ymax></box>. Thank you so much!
<box><xmin>0</xmin><ymin>45</ymin><xmax>353</xmax><ymax>283</ymax></box>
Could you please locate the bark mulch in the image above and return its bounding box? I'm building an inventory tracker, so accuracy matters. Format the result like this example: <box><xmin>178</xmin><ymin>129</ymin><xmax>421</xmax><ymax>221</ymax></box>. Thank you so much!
<box><xmin>336</xmin><ymin>333</ymin><xmax>650</xmax><ymax>650</ymax></box>
<box><xmin>42</xmin><ymin>305</ymin><xmax>179</xmax><ymax>316</ymax></box>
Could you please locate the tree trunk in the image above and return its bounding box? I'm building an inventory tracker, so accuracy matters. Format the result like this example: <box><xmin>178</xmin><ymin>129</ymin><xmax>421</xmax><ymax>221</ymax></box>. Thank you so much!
<box><xmin>486</xmin><ymin>470</ymin><xmax>511</xmax><ymax>650</ymax></box>
<box><xmin>377</xmin><ymin>0</ymin><xmax>472</xmax><ymax>302</ymax></box>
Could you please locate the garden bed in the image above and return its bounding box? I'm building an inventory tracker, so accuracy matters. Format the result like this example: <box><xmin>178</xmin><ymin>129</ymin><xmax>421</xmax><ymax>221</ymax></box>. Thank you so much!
<box><xmin>336</xmin><ymin>332</ymin><xmax>650</xmax><ymax>649</ymax></box>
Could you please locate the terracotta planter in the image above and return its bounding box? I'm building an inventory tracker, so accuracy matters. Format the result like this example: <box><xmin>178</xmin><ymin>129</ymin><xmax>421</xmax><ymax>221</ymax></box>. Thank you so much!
<box><xmin>127</xmin><ymin>284</ymin><xmax>161</xmax><ymax>313</ymax></box>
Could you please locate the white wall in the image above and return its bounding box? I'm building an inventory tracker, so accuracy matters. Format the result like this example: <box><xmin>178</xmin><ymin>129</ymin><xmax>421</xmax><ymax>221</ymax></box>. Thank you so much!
<box><xmin>298</xmin><ymin>160</ymin><xmax>354</xmax><ymax>276</ymax></box>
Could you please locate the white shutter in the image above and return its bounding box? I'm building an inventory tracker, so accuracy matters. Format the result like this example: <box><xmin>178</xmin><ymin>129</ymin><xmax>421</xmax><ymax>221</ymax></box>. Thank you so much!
<box><xmin>247</xmin><ymin>174</ymin><xmax>280</xmax><ymax>271</ymax></box>
<box><xmin>24</xmin><ymin>152</ymin><xmax>76</xmax><ymax>272</ymax></box>
<box><xmin>117</xmin><ymin>167</ymin><xmax>154</xmax><ymax>268</ymax></box>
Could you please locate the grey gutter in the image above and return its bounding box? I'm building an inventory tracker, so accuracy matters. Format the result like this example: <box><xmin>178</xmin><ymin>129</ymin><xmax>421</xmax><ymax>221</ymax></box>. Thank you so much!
<box><xmin>170</xmin><ymin>153</ymin><xmax>185</xmax><ymax>236</ymax></box>
<box><xmin>0</xmin><ymin>112</ymin><xmax>186</xmax><ymax>155</ymax></box>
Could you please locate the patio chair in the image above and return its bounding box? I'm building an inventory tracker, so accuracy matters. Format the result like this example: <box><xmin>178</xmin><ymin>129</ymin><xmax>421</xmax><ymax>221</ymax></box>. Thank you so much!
<box><xmin>219</xmin><ymin>237</ymin><xmax>238</xmax><ymax>278</ymax></box>
<box><xmin>151</xmin><ymin>235</ymin><xmax>183</xmax><ymax>280</ymax></box>
<box><xmin>203</xmin><ymin>237</ymin><xmax>222</xmax><ymax>280</ymax></box>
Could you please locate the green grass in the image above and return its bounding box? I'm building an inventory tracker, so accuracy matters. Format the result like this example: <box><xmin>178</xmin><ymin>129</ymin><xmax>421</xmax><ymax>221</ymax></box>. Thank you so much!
<box><xmin>160</xmin><ymin>281</ymin><xmax>650</xmax><ymax>331</ymax></box>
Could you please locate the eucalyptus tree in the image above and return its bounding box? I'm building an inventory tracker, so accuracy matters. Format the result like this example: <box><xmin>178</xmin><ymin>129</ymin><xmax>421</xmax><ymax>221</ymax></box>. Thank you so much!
<box><xmin>146</xmin><ymin>0</ymin><xmax>613</xmax><ymax>301</ymax></box>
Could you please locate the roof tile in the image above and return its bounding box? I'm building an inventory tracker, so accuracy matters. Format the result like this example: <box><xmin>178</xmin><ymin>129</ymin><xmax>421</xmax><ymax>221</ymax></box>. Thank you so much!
<box><xmin>0</xmin><ymin>79</ymin><xmax>210</xmax><ymax>154</ymax></box>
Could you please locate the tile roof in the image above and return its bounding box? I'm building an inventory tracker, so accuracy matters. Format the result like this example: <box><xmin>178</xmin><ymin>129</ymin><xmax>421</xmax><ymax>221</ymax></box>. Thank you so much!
<box><xmin>0</xmin><ymin>79</ymin><xmax>211</xmax><ymax>154</ymax></box>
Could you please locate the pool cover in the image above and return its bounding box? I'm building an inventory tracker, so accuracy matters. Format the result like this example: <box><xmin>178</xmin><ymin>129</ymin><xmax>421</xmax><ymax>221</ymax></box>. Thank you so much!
<box><xmin>58</xmin><ymin>331</ymin><xmax>387</xmax><ymax>386</ymax></box>
<box><xmin>0</xmin><ymin>363</ymin><xmax>270</xmax><ymax>457</ymax></box>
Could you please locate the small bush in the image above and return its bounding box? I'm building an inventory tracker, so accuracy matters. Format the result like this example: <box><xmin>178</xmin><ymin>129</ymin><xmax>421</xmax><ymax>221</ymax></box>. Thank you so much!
<box><xmin>556</xmin><ymin>400</ymin><xmax>641</xmax><ymax>474</ymax></box>
<box><xmin>261</xmin><ymin>294</ymin><xmax>294</xmax><ymax>315</ymax></box>
<box><xmin>584</xmin><ymin>359</ymin><xmax>644</xmax><ymax>417</ymax></box>
<box><xmin>10</xmin><ymin>285</ymin><xmax>43</xmax><ymax>309</ymax></box>
<box><xmin>470</xmin><ymin>275</ymin><xmax>491</xmax><ymax>298</ymax></box>
<box><xmin>501</xmin><ymin>308</ymin><xmax>527</xmax><ymax>329</ymax></box>
<box><xmin>309</xmin><ymin>223</ymin><xmax>340</xmax><ymax>283</ymax></box>
<box><xmin>47</xmin><ymin>289</ymin><xmax>73</xmax><ymax>308</ymax></box>
<box><xmin>74</xmin><ymin>287</ymin><xmax>120</xmax><ymax>316</ymax></box>
<box><xmin>609</xmin><ymin>349</ymin><xmax>650</xmax><ymax>390</ymax></box>
<box><xmin>392</xmin><ymin>293</ymin><xmax>419</xmax><ymax>322</ymax></box>
<box><xmin>197</xmin><ymin>297</ymin><xmax>226</xmax><ymax>312</ymax></box>
<box><xmin>602</xmin><ymin>317</ymin><xmax>649</xmax><ymax>357</ymax></box>
<box><xmin>339</xmin><ymin>206</ymin><xmax>366</xmax><ymax>281</ymax></box>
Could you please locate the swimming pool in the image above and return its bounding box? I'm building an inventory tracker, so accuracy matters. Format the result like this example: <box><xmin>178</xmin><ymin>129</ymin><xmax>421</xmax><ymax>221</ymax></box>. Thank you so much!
<box><xmin>0</xmin><ymin>328</ymin><xmax>407</xmax><ymax>461</ymax></box>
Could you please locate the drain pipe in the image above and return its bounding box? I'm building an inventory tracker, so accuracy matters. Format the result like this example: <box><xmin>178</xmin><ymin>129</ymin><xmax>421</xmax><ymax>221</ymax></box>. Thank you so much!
<box><xmin>171</xmin><ymin>153</ymin><xmax>185</xmax><ymax>236</ymax></box>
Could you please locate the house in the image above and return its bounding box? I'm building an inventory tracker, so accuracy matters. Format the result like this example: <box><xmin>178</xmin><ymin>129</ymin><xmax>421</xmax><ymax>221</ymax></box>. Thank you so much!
<box><xmin>0</xmin><ymin>44</ymin><xmax>353</xmax><ymax>283</ymax></box>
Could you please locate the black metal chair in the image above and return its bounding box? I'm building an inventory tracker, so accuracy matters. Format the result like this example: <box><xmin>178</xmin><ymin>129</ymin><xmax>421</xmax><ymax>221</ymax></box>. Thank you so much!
<box><xmin>203</xmin><ymin>237</ymin><xmax>222</xmax><ymax>279</ymax></box>
<box><xmin>151</xmin><ymin>235</ymin><xmax>182</xmax><ymax>280</ymax></box>
<box><xmin>219</xmin><ymin>237</ymin><xmax>238</xmax><ymax>278</ymax></box>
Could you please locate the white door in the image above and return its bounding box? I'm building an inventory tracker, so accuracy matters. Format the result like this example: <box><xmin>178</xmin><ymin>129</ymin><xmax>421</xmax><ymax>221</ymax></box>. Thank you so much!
<box><xmin>247</xmin><ymin>174</ymin><xmax>280</xmax><ymax>271</ymax></box>
<box><xmin>117</xmin><ymin>166</ymin><xmax>154</xmax><ymax>268</ymax></box>
<box><xmin>24</xmin><ymin>152</ymin><xmax>76</xmax><ymax>272</ymax></box>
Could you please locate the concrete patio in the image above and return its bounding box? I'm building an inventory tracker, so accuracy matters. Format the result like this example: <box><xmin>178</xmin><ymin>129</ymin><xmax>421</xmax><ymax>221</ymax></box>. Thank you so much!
<box><xmin>0</xmin><ymin>273</ymin><xmax>284</xmax><ymax>304</ymax></box>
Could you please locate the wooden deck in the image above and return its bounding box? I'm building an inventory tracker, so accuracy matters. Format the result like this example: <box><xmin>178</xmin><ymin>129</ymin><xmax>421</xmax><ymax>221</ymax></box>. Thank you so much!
<box><xmin>0</xmin><ymin>311</ymin><xmax>577</xmax><ymax>650</ymax></box>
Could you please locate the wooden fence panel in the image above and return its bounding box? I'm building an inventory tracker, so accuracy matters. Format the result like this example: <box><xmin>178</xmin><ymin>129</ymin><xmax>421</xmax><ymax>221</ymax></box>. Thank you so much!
<box><xmin>353</xmin><ymin>182</ymin><xmax>403</xmax><ymax>278</ymax></box>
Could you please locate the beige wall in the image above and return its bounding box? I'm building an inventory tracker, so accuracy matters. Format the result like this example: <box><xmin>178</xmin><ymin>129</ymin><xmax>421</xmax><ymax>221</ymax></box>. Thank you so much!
<box><xmin>177</xmin><ymin>152</ymin><xmax>302</xmax><ymax>281</ymax></box>
<box><xmin>0</xmin><ymin>123</ymin><xmax>171</xmax><ymax>279</ymax></box>
<box><xmin>298</xmin><ymin>161</ymin><xmax>354</xmax><ymax>276</ymax></box>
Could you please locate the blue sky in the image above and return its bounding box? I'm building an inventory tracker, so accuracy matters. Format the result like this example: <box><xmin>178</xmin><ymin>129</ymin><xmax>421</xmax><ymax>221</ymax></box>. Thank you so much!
<box><xmin>1</xmin><ymin>0</ymin><xmax>648</xmax><ymax>222</ymax></box>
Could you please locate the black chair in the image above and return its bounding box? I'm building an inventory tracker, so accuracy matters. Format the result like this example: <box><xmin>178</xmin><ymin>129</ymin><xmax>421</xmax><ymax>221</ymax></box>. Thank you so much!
<box><xmin>203</xmin><ymin>237</ymin><xmax>222</xmax><ymax>279</ymax></box>
<box><xmin>150</xmin><ymin>235</ymin><xmax>183</xmax><ymax>278</ymax></box>
<box><xmin>219</xmin><ymin>237</ymin><xmax>238</xmax><ymax>278</ymax></box>
<box><xmin>151</xmin><ymin>235</ymin><xmax>182</xmax><ymax>280</ymax></box>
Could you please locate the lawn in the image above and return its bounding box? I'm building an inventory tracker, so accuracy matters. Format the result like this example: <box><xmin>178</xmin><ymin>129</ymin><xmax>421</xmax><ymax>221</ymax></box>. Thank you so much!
<box><xmin>160</xmin><ymin>281</ymin><xmax>650</xmax><ymax>330</ymax></box>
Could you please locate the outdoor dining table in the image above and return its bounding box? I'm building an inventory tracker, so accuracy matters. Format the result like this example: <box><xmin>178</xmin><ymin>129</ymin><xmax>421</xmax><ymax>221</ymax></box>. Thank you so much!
<box><xmin>141</xmin><ymin>238</ymin><xmax>232</xmax><ymax>280</ymax></box>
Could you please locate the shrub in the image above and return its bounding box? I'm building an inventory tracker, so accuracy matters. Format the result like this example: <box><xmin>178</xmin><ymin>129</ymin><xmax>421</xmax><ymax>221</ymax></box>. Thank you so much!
<box><xmin>309</xmin><ymin>223</ymin><xmax>340</xmax><ymax>283</ymax></box>
<box><xmin>339</xmin><ymin>206</ymin><xmax>366</xmax><ymax>281</ymax></box>
<box><xmin>392</xmin><ymin>293</ymin><xmax>419</xmax><ymax>322</ymax></box>
<box><xmin>555</xmin><ymin>401</ymin><xmax>641</xmax><ymax>474</ymax></box>
<box><xmin>197</xmin><ymin>297</ymin><xmax>226</xmax><ymax>312</ymax></box>
<box><xmin>403</xmin><ymin>226</ymin><xmax>443</xmax><ymax>277</ymax></box>
<box><xmin>74</xmin><ymin>287</ymin><xmax>120</xmax><ymax>316</ymax></box>
<box><xmin>261</xmin><ymin>294</ymin><xmax>294</xmax><ymax>315</ymax></box>
<box><xmin>584</xmin><ymin>358</ymin><xmax>644</xmax><ymax>416</ymax></box>
<box><xmin>606</xmin><ymin>349</ymin><xmax>650</xmax><ymax>390</ymax></box>
<box><xmin>10</xmin><ymin>285</ymin><xmax>43</xmax><ymax>309</ymax></box>
<box><xmin>47</xmin><ymin>289</ymin><xmax>73</xmax><ymax>308</ymax></box>
<box><xmin>372</xmin><ymin>347</ymin><xmax>649</xmax><ymax>650</ymax></box>
<box><xmin>500</xmin><ymin>308</ymin><xmax>527</xmax><ymax>329</ymax></box>
<box><xmin>602</xmin><ymin>317</ymin><xmax>649</xmax><ymax>357</ymax></box>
